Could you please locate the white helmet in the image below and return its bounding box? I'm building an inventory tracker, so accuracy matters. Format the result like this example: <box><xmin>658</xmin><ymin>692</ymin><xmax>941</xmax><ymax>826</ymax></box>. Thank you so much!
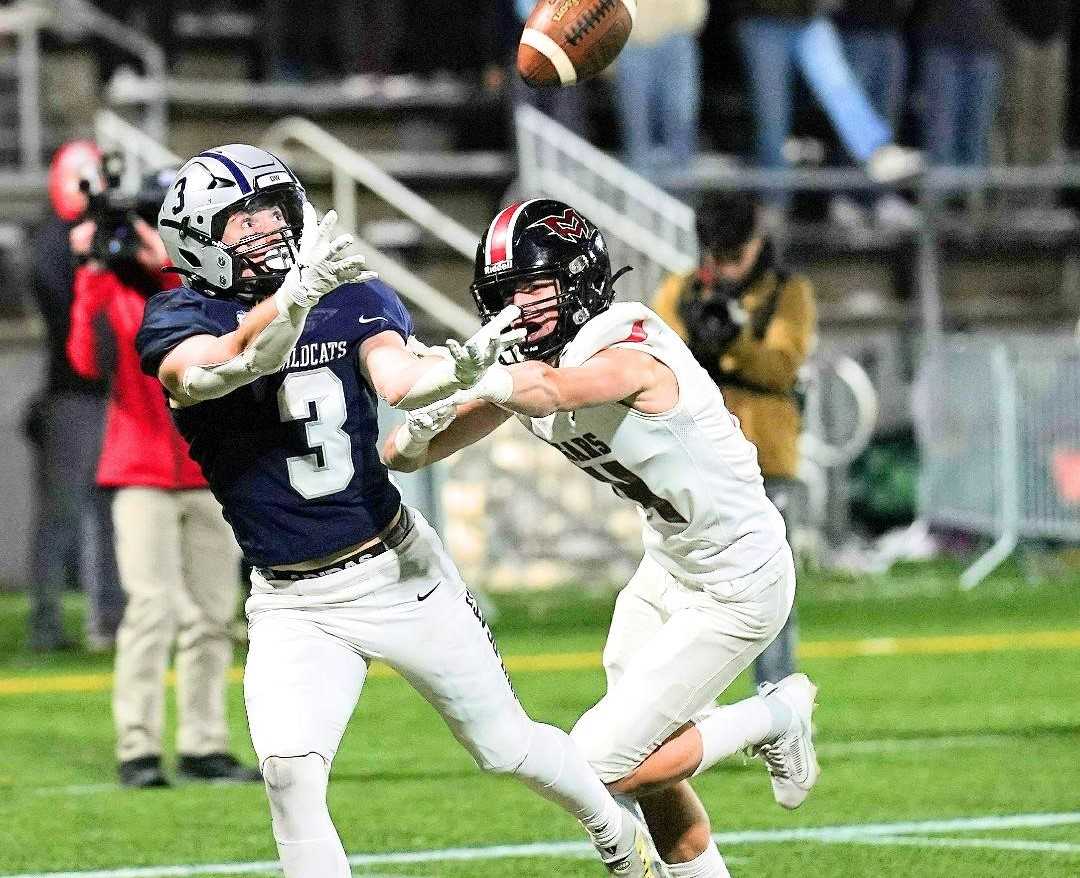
<box><xmin>158</xmin><ymin>144</ymin><xmax>305</xmax><ymax>302</ymax></box>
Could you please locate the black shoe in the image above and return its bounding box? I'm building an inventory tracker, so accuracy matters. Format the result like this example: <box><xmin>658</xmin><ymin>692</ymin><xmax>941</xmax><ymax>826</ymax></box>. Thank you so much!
<box><xmin>28</xmin><ymin>634</ymin><xmax>77</xmax><ymax>653</ymax></box>
<box><xmin>118</xmin><ymin>755</ymin><xmax>170</xmax><ymax>789</ymax></box>
<box><xmin>177</xmin><ymin>752</ymin><xmax>262</xmax><ymax>783</ymax></box>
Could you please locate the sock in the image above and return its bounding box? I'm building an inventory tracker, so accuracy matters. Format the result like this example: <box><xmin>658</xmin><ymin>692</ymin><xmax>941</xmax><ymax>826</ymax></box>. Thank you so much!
<box><xmin>666</xmin><ymin>842</ymin><xmax>732</xmax><ymax>878</ymax></box>
<box><xmin>263</xmin><ymin>754</ymin><xmax>350</xmax><ymax>878</ymax></box>
<box><xmin>692</xmin><ymin>694</ymin><xmax>791</xmax><ymax>777</ymax></box>
<box><xmin>514</xmin><ymin>721</ymin><xmax>625</xmax><ymax>850</ymax></box>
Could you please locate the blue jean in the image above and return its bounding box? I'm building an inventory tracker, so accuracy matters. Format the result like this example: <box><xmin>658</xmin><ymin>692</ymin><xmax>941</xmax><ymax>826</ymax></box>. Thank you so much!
<box><xmin>28</xmin><ymin>392</ymin><xmax>122</xmax><ymax>647</ymax></box>
<box><xmin>754</xmin><ymin>477</ymin><xmax>804</xmax><ymax>686</ymax></box>
<box><xmin>613</xmin><ymin>32</ymin><xmax>701</xmax><ymax>180</ymax></box>
<box><xmin>736</xmin><ymin>16</ymin><xmax>893</xmax><ymax>172</ymax></box>
<box><xmin>842</xmin><ymin>27</ymin><xmax>907</xmax><ymax>129</ymax></box>
<box><xmin>918</xmin><ymin>46</ymin><xmax>1001</xmax><ymax>167</ymax></box>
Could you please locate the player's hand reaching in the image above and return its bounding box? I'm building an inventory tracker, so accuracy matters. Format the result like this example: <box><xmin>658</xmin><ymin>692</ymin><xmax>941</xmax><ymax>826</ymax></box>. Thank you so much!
<box><xmin>446</xmin><ymin>305</ymin><xmax>525</xmax><ymax>388</ymax></box>
<box><xmin>277</xmin><ymin>201</ymin><xmax>377</xmax><ymax>311</ymax></box>
<box><xmin>393</xmin><ymin>400</ymin><xmax>457</xmax><ymax>459</ymax></box>
<box><xmin>408</xmin><ymin>401</ymin><xmax>458</xmax><ymax>443</ymax></box>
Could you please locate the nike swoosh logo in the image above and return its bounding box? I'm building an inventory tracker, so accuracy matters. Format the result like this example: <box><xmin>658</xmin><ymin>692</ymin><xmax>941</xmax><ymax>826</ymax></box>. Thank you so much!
<box><xmin>358</xmin><ymin>316</ymin><xmax>387</xmax><ymax>326</ymax></box>
<box><xmin>417</xmin><ymin>581</ymin><xmax>441</xmax><ymax>602</ymax></box>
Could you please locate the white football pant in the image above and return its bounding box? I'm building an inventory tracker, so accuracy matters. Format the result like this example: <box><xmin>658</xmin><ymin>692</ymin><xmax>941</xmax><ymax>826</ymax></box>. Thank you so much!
<box><xmin>571</xmin><ymin>543</ymin><xmax>796</xmax><ymax>782</ymax></box>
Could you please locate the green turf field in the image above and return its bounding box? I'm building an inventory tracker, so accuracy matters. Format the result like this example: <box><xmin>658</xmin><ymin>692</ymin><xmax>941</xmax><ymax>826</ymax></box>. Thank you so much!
<box><xmin>1</xmin><ymin>560</ymin><xmax>1079</xmax><ymax>877</ymax></box>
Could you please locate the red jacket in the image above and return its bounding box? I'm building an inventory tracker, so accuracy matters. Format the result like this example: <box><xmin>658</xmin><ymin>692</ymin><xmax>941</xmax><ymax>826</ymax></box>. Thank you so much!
<box><xmin>67</xmin><ymin>265</ymin><xmax>207</xmax><ymax>490</ymax></box>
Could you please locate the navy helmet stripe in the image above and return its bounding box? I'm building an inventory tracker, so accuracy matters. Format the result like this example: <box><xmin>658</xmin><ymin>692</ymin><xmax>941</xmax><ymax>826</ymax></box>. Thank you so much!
<box><xmin>197</xmin><ymin>151</ymin><xmax>253</xmax><ymax>194</ymax></box>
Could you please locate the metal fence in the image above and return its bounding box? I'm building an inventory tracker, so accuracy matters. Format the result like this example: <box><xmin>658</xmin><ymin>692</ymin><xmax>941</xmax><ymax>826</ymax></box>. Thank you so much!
<box><xmin>916</xmin><ymin>333</ymin><xmax>1080</xmax><ymax>586</ymax></box>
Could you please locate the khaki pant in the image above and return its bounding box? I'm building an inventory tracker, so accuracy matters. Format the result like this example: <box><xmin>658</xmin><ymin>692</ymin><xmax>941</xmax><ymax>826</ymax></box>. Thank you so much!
<box><xmin>112</xmin><ymin>488</ymin><xmax>241</xmax><ymax>762</ymax></box>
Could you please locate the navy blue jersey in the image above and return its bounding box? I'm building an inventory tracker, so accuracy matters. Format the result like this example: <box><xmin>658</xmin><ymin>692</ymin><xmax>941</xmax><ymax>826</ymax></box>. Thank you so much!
<box><xmin>136</xmin><ymin>280</ymin><xmax>412</xmax><ymax>567</ymax></box>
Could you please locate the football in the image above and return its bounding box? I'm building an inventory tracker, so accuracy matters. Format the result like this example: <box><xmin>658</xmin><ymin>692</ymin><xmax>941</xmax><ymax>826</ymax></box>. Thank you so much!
<box><xmin>517</xmin><ymin>0</ymin><xmax>637</xmax><ymax>88</ymax></box>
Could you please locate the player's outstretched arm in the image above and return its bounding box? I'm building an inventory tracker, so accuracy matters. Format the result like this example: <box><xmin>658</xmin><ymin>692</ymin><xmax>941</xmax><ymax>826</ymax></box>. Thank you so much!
<box><xmin>448</xmin><ymin>348</ymin><xmax>672</xmax><ymax>417</ymax></box>
<box><xmin>361</xmin><ymin>306</ymin><xmax>524</xmax><ymax>410</ymax></box>
<box><xmin>158</xmin><ymin>203</ymin><xmax>372</xmax><ymax>406</ymax></box>
<box><xmin>382</xmin><ymin>398</ymin><xmax>512</xmax><ymax>473</ymax></box>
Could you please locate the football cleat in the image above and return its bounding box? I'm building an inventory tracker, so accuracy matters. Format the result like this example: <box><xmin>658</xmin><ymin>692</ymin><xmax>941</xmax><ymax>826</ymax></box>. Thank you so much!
<box><xmin>597</xmin><ymin>816</ymin><xmax>659</xmax><ymax>877</ymax></box>
<box><xmin>753</xmin><ymin>673</ymin><xmax>820</xmax><ymax>810</ymax></box>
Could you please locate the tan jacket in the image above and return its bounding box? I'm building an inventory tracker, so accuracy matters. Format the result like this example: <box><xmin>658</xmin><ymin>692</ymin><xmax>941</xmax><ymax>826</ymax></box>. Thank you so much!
<box><xmin>652</xmin><ymin>268</ymin><xmax>816</xmax><ymax>478</ymax></box>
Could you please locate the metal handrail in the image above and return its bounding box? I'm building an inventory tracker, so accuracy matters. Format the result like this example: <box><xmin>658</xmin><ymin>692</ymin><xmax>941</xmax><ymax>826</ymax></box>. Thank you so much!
<box><xmin>260</xmin><ymin>116</ymin><xmax>479</xmax><ymax>336</ymax></box>
<box><xmin>94</xmin><ymin>109</ymin><xmax>181</xmax><ymax>190</ymax></box>
<box><xmin>516</xmin><ymin>106</ymin><xmax>880</xmax><ymax>470</ymax></box>
<box><xmin>0</xmin><ymin>1</ymin><xmax>168</xmax><ymax>171</ymax></box>
<box><xmin>262</xmin><ymin>117</ymin><xmax>477</xmax><ymax>259</ymax></box>
<box><xmin>516</xmin><ymin>104</ymin><xmax>697</xmax><ymax>277</ymax></box>
<box><xmin>57</xmin><ymin>0</ymin><xmax>167</xmax><ymax>141</ymax></box>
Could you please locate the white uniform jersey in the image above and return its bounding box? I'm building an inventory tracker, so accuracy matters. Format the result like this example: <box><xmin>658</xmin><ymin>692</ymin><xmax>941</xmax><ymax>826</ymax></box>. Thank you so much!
<box><xmin>518</xmin><ymin>302</ymin><xmax>787</xmax><ymax>586</ymax></box>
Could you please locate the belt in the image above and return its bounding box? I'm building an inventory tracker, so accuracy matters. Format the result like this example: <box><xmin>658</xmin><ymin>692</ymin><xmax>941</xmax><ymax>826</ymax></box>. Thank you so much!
<box><xmin>258</xmin><ymin>507</ymin><xmax>414</xmax><ymax>582</ymax></box>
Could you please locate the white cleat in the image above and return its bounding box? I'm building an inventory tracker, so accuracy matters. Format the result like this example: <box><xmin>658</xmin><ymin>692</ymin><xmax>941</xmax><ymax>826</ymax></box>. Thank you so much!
<box><xmin>598</xmin><ymin>816</ymin><xmax>660</xmax><ymax>877</ymax></box>
<box><xmin>754</xmin><ymin>672</ymin><xmax>820</xmax><ymax>810</ymax></box>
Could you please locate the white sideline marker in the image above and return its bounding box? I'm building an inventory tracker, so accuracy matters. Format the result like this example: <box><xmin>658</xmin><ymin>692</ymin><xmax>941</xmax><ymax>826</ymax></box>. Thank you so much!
<box><xmin>3</xmin><ymin>812</ymin><xmax>1080</xmax><ymax>878</ymax></box>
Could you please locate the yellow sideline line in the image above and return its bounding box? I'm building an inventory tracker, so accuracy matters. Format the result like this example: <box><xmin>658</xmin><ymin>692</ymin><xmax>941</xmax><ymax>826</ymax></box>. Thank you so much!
<box><xmin>2</xmin><ymin>628</ymin><xmax>1080</xmax><ymax>697</ymax></box>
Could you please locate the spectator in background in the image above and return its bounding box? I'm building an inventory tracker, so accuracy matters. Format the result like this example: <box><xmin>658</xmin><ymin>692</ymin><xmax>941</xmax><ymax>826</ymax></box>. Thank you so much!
<box><xmin>912</xmin><ymin>0</ymin><xmax>1005</xmax><ymax>174</ymax></box>
<box><xmin>997</xmin><ymin>0</ymin><xmax>1073</xmax><ymax>209</ymax></box>
<box><xmin>612</xmin><ymin>0</ymin><xmax>708</xmax><ymax>183</ymax></box>
<box><xmin>25</xmin><ymin>141</ymin><xmax>123</xmax><ymax>653</ymax></box>
<box><xmin>831</xmin><ymin>0</ymin><xmax>921</xmax><ymax>229</ymax></box>
<box><xmin>733</xmin><ymin>0</ymin><xmax>923</xmax><ymax>213</ymax></box>
<box><xmin>652</xmin><ymin>191</ymin><xmax>816</xmax><ymax>686</ymax></box>
<box><xmin>66</xmin><ymin>175</ymin><xmax>258</xmax><ymax>789</ymax></box>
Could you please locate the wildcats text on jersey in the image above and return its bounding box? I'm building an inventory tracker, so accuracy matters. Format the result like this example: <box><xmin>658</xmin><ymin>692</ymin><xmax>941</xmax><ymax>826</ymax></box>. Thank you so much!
<box><xmin>284</xmin><ymin>340</ymin><xmax>349</xmax><ymax>370</ymax></box>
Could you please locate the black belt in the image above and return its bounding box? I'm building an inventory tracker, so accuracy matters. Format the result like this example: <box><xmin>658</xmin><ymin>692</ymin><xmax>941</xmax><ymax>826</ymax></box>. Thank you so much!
<box><xmin>258</xmin><ymin>507</ymin><xmax>414</xmax><ymax>582</ymax></box>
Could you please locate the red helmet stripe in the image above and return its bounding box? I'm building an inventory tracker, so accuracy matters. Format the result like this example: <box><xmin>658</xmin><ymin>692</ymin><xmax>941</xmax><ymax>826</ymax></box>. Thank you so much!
<box><xmin>485</xmin><ymin>200</ymin><xmax>537</xmax><ymax>270</ymax></box>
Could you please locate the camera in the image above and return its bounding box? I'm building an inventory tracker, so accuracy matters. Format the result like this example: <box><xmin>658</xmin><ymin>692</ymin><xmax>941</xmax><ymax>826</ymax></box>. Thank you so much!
<box><xmin>82</xmin><ymin>154</ymin><xmax>172</xmax><ymax>271</ymax></box>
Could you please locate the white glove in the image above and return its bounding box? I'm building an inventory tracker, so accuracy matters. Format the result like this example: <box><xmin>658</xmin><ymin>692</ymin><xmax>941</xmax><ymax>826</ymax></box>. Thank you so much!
<box><xmin>446</xmin><ymin>305</ymin><xmax>525</xmax><ymax>388</ymax></box>
<box><xmin>276</xmin><ymin>201</ymin><xmax>377</xmax><ymax>313</ymax></box>
<box><xmin>393</xmin><ymin>401</ymin><xmax>457</xmax><ymax>458</ymax></box>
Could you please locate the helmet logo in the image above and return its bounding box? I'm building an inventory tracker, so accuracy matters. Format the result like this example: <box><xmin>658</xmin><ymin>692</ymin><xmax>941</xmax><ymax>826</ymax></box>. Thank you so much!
<box><xmin>527</xmin><ymin>208</ymin><xmax>590</xmax><ymax>243</ymax></box>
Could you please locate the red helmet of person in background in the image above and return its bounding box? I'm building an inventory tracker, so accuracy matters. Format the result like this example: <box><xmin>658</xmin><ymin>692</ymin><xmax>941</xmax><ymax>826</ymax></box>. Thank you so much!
<box><xmin>47</xmin><ymin>140</ymin><xmax>103</xmax><ymax>221</ymax></box>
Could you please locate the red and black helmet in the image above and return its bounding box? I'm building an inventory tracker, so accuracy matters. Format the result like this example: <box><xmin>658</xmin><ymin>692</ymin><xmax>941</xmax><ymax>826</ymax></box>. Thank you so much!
<box><xmin>470</xmin><ymin>199</ymin><xmax>630</xmax><ymax>361</ymax></box>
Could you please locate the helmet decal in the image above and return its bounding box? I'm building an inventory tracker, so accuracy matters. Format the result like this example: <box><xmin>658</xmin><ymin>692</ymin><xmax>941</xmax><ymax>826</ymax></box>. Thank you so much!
<box><xmin>483</xmin><ymin>199</ymin><xmax>538</xmax><ymax>274</ymax></box>
<box><xmin>526</xmin><ymin>208</ymin><xmax>590</xmax><ymax>244</ymax></box>
<box><xmin>196</xmin><ymin>150</ymin><xmax>254</xmax><ymax>193</ymax></box>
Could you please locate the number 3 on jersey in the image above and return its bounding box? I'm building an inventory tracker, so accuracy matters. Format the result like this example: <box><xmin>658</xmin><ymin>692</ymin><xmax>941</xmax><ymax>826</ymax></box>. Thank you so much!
<box><xmin>277</xmin><ymin>368</ymin><xmax>354</xmax><ymax>499</ymax></box>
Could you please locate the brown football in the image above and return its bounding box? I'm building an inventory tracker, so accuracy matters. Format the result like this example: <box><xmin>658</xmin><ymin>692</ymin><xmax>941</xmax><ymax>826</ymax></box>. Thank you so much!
<box><xmin>517</xmin><ymin>0</ymin><xmax>637</xmax><ymax>88</ymax></box>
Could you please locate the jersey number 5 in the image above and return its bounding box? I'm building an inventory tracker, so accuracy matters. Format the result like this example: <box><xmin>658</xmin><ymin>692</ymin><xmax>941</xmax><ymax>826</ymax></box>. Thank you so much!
<box><xmin>277</xmin><ymin>368</ymin><xmax>354</xmax><ymax>499</ymax></box>
<box><xmin>581</xmin><ymin>460</ymin><xmax>687</xmax><ymax>524</ymax></box>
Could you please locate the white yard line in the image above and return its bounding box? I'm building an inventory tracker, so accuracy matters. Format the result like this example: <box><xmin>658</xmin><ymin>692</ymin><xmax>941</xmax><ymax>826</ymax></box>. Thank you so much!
<box><xmin>3</xmin><ymin>812</ymin><xmax>1079</xmax><ymax>878</ymax></box>
<box><xmin>815</xmin><ymin>733</ymin><xmax>1008</xmax><ymax>756</ymax></box>
<box><xmin>832</xmin><ymin>835</ymin><xmax>1080</xmax><ymax>855</ymax></box>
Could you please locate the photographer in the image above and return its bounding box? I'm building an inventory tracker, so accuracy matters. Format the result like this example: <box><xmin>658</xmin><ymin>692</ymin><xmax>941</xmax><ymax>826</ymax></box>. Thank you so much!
<box><xmin>67</xmin><ymin>170</ymin><xmax>259</xmax><ymax>788</ymax></box>
<box><xmin>652</xmin><ymin>191</ymin><xmax>816</xmax><ymax>686</ymax></box>
<box><xmin>26</xmin><ymin>140</ymin><xmax>122</xmax><ymax>652</ymax></box>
